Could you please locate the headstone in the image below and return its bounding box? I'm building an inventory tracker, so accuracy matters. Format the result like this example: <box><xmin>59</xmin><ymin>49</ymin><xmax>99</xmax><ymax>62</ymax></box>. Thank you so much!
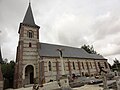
<box><xmin>59</xmin><ymin>75</ymin><xmax>72</xmax><ymax>90</ymax></box>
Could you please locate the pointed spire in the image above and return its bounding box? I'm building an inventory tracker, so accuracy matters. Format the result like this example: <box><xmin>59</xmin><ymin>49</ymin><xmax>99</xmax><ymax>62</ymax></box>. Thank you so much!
<box><xmin>23</xmin><ymin>3</ymin><xmax>36</xmax><ymax>26</ymax></box>
<box><xmin>0</xmin><ymin>47</ymin><xmax>3</xmax><ymax>64</ymax></box>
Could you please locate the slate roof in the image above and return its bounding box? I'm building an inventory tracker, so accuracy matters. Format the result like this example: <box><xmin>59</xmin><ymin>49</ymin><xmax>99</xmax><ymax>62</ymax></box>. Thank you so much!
<box><xmin>22</xmin><ymin>3</ymin><xmax>38</xmax><ymax>27</ymax></box>
<box><xmin>39</xmin><ymin>43</ymin><xmax>106</xmax><ymax>60</ymax></box>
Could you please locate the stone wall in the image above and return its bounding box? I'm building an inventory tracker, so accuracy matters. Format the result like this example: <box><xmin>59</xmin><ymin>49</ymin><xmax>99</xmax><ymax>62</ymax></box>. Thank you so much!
<box><xmin>41</xmin><ymin>57</ymin><xmax>110</xmax><ymax>83</ymax></box>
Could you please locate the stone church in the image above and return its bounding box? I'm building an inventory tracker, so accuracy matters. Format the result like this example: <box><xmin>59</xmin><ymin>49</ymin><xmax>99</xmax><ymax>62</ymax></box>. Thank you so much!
<box><xmin>14</xmin><ymin>3</ymin><xmax>110</xmax><ymax>88</ymax></box>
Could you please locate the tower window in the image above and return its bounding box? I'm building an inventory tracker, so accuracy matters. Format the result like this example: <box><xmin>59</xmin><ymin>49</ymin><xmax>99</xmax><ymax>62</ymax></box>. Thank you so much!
<box><xmin>48</xmin><ymin>61</ymin><xmax>52</xmax><ymax>71</ymax></box>
<box><xmin>27</xmin><ymin>30</ymin><xmax>34</xmax><ymax>38</ymax></box>
<box><xmin>29</xmin><ymin>43</ymin><xmax>32</xmax><ymax>47</ymax></box>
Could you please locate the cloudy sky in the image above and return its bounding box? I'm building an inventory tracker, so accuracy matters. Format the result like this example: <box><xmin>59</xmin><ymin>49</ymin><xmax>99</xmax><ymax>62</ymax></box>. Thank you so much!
<box><xmin>0</xmin><ymin>0</ymin><xmax>120</xmax><ymax>64</ymax></box>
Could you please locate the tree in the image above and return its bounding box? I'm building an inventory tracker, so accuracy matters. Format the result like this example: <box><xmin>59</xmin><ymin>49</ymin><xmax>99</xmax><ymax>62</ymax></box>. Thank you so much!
<box><xmin>112</xmin><ymin>58</ymin><xmax>120</xmax><ymax>71</ymax></box>
<box><xmin>1</xmin><ymin>59</ymin><xmax>15</xmax><ymax>89</ymax></box>
<box><xmin>81</xmin><ymin>44</ymin><xmax>98</xmax><ymax>54</ymax></box>
<box><xmin>4</xmin><ymin>58</ymin><xmax>8</xmax><ymax>63</ymax></box>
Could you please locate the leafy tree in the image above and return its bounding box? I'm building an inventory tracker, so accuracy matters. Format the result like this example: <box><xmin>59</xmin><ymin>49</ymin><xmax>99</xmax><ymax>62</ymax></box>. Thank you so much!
<box><xmin>4</xmin><ymin>58</ymin><xmax>8</xmax><ymax>63</ymax></box>
<box><xmin>112</xmin><ymin>58</ymin><xmax>120</xmax><ymax>71</ymax></box>
<box><xmin>81</xmin><ymin>44</ymin><xmax>98</xmax><ymax>54</ymax></box>
<box><xmin>1</xmin><ymin>59</ymin><xmax>15</xmax><ymax>89</ymax></box>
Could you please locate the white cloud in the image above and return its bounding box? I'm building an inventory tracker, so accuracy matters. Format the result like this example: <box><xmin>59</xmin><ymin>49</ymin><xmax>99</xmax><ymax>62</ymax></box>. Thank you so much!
<box><xmin>1</xmin><ymin>0</ymin><xmax>120</xmax><ymax>65</ymax></box>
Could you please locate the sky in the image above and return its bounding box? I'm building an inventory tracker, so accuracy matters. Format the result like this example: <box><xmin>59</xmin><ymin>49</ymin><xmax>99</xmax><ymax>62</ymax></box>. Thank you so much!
<box><xmin>0</xmin><ymin>0</ymin><xmax>120</xmax><ymax>65</ymax></box>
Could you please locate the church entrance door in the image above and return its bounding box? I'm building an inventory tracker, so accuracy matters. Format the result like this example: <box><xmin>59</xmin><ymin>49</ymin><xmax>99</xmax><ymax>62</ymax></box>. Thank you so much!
<box><xmin>30</xmin><ymin>72</ymin><xmax>34</xmax><ymax>84</ymax></box>
<box><xmin>25</xmin><ymin>65</ymin><xmax>34</xmax><ymax>85</ymax></box>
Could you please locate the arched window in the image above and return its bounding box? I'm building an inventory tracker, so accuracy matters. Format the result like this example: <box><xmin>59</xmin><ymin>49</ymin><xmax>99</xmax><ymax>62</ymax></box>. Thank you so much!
<box><xmin>82</xmin><ymin>62</ymin><xmax>84</xmax><ymax>69</ymax></box>
<box><xmin>90</xmin><ymin>62</ymin><xmax>92</xmax><ymax>69</ymax></box>
<box><xmin>104</xmin><ymin>62</ymin><xmax>108</xmax><ymax>69</ymax></box>
<box><xmin>27</xmin><ymin>30</ymin><xmax>34</xmax><ymax>38</ymax></box>
<box><xmin>48</xmin><ymin>61</ymin><xmax>52</xmax><ymax>71</ymax></box>
<box><xmin>73</xmin><ymin>62</ymin><xmax>75</xmax><ymax>70</ymax></box>
<box><xmin>98</xmin><ymin>62</ymin><xmax>101</xmax><ymax>67</ymax></box>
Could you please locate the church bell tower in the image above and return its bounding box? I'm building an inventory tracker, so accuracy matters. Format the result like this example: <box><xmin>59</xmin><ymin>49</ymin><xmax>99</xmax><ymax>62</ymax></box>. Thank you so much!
<box><xmin>14</xmin><ymin>3</ymin><xmax>40</xmax><ymax>88</ymax></box>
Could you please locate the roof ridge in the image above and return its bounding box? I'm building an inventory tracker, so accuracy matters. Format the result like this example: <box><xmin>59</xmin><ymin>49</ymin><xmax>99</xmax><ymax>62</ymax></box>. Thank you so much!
<box><xmin>40</xmin><ymin>42</ymin><xmax>82</xmax><ymax>49</ymax></box>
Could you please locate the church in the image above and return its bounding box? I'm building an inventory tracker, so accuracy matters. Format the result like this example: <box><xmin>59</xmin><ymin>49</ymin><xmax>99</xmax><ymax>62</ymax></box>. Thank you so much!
<box><xmin>14</xmin><ymin>3</ymin><xmax>110</xmax><ymax>88</ymax></box>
